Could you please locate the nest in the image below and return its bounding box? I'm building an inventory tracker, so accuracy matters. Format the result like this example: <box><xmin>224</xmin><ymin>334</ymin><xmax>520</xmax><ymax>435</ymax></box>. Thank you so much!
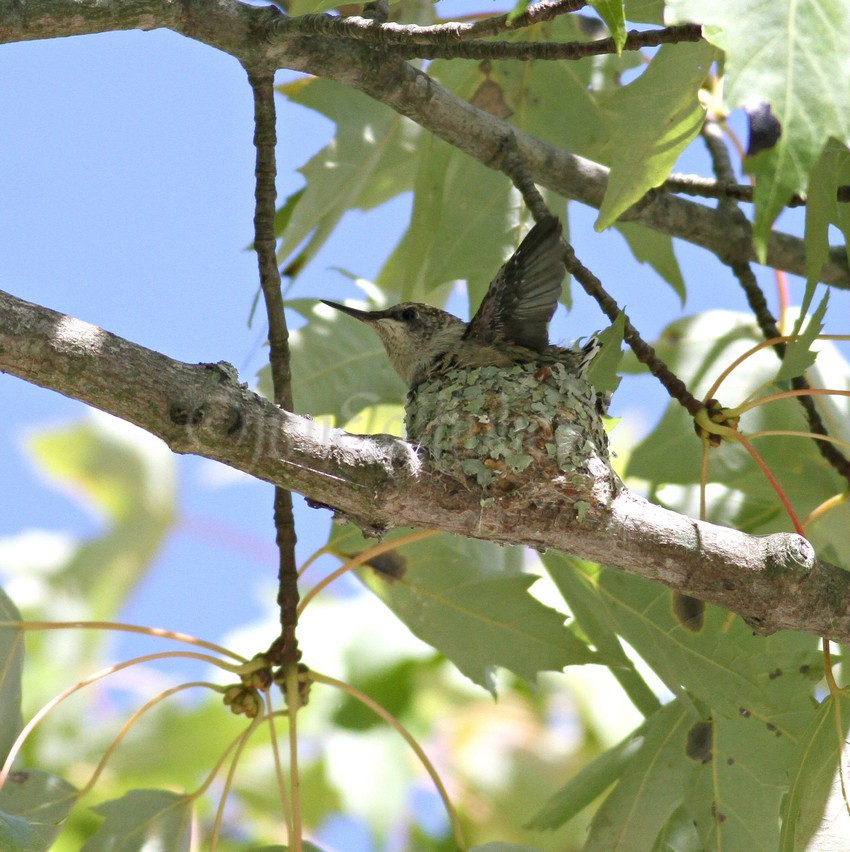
<box><xmin>405</xmin><ymin>360</ymin><xmax>612</xmax><ymax>496</ymax></box>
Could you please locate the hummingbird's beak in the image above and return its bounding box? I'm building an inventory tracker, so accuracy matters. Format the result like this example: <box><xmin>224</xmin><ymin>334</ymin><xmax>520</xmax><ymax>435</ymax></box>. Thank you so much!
<box><xmin>320</xmin><ymin>300</ymin><xmax>378</xmax><ymax>324</ymax></box>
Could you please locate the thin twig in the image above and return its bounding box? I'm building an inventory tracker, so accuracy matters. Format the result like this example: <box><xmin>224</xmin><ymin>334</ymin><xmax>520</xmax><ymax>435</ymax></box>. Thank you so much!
<box><xmin>663</xmin><ymin>173</ymin><xmax>850</xmax><ymax>207</ymax></box>
<box><xmin>373</xmin><ymin>23</ymin><xmax>703</xmax><ymax>60</ymax></box>
<box><xmin>498</xmin><ymin>133</ymin><xmax>549</xmax><ymax>221</ymax></box>
<box><xmin>246</xmin><ymin>67</ymin><xmax>302</xmax><ymax>666</ymax></box>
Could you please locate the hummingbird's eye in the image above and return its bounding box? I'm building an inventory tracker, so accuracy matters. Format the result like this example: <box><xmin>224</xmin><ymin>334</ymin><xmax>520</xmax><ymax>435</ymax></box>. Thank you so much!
<box><xmin>400</xmin><ymin>307</ymin><xmax>417</xmax><ymax>322</ymax></box>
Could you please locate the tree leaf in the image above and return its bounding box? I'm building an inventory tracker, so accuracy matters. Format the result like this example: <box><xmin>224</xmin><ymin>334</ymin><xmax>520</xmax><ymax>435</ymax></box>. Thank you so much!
<box><xmin>780</xmin><ymin>692</ymin><xmax>850</xmax><ymax>851</ymax></box>
<box><xmin>775</xmin><ymin>291</ymin><xmax>827</xmax><ymax>382</ymax></box>
<box><xmin>625</xmin><ymin>310</ymin><xmax>850</xmax><ymax>569</ymax></box>
<box><xmin>82</xmin><ymin>790</ymin><xmax>192</xmax><ymax>851</ymax></box>
<box><xmin>543</xmin><ymin>552</ymin><xmax>659</xmax><ymax>718</ymax></box>
<box><xmin>595</xmin><ymin>41</ymin><xmax>714</xmax><ymax>230</ymax></box>
<box><xmin>804</xmin><ymin>141</ymin><xmax>850</xmax><ymax>287</ymax></box>
<box><xmin>615</xmin><ymin>222</ymin><xmax>686</xmax><ymax>303</ymax></box>
<box><xmin>587</xmin><ymin>312</ymin><xmax>625</xmax><ymax>395</ymax></box>
<box><xmin>25</xmin><ymin>417</ymin><xmax>176</xmax><ymax>619</ymax></box>
<box><xmin>275</xmin><ymin>77</ymin><xmax>419</xmax><ymax>275</ymax></box>
<box><xmin>685</xmin><ymin>714</ymin><xmax>795</xmax><ymax>850</ymax></box>
<box><xmin>329</xmin><ymin>527</ymin><xmax>600</xmax><ymax>694</ymax></box>
<box><xmin>282</xmin><ymin>298</ymin><xmax>406</xmax><ymax>422</ymax></box>
<box><xmin>378</xmin><ymin>17</ymin><xmax>638</xmax><ymax>310</ymax></box>
<box><xmin>625</xmin><ymin>0</ymin><xmax>664</xmax><ymax>24</ymax></box>
<box><xmin>375</xmin><ymin>133</ymin><xmax>526</xmax><ymax>307</ymax></box>
<box><xmin>0</xmin><ymin>769</ymin><xmax>77</xmax><ymax>850</ymax></box>
<box><xmin>585</xmin><ymin>700</ymin><xmax>696</xmax><ymax>851</ymax></box>
<box><xmin>597</xmin><ymin>568</ymin><xmax>821</xmax><ymax>724</ymax></box>
<box><xmin>0</xmin><ymin>589</ymin><xmax>23</xmax><ymax>763</ymax></box>
<box><xmin>0</xmin><ymin>811</ymin><xmax>43</xmax><ymax>851</ymax></box>
<box><xmin>526</xmin><ymin>724</ymin><xmax>645</xmax><ymax>829</ymax></box>
<box><xmin>591</xmin><ymin>0</ymin><xmax>628</xmax><ymax>51</ymax></box>
<box><xmin>667</xmin><ymin>0</ymin><xmax>850</xmax><ymax>258</ymax></box>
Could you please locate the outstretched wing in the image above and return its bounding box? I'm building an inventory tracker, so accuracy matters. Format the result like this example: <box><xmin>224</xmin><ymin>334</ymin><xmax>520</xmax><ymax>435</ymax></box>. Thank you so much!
<box><xmin>464</xmin><ymin>216</ymin><xmax>565</xmax><ymax>351</ymax></box>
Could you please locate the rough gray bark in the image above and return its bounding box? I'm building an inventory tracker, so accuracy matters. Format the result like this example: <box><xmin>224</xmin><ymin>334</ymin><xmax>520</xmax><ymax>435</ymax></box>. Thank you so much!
<box><xmin>2</xmin><ymin>287</ymin><xmax>848</xmax><ymax>641</ymax></box>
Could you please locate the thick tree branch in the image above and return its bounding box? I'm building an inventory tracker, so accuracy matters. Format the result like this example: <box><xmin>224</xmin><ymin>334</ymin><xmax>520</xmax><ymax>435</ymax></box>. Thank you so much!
<box><xmin>2</xmin><ymin>288</ymin><xmax>848</xmax><ymax>641</ymax></box>
<box><xmin>0</xmin><ymin>0</ymin><xmax>846</xmax><ymax>288</ymax></box>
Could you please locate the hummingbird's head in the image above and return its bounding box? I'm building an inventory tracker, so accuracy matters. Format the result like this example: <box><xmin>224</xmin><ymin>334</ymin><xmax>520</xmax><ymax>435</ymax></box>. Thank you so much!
<box><xmin>321</xmin><ymin>300</ymin><xmax>465</xmax><ymax>387</ymax></box>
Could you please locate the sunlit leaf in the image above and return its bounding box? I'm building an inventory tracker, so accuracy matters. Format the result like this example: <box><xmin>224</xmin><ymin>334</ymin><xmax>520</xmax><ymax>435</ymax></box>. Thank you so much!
<box><xmin>587</xmin><ymin>313</ymin><xmax>625</xmax><ymax>396</ymax></box>
<box><xmin>591</xmin><ymin>0</ymin><xmax>627</xmax><ymax>50</ymax></box>
<box><xmin>82</xmin><ymin>790</ymin><xmax>192</xmax><ymax>851</ymax></box>
<box><xmin>625</xmin><ymin>0</ymin><xmax>664</xmax><ymax>24</ymax></box>
<box><xmin>804</xmin><ymin>141</ymin><xmax>850</xmax><ymax>286</ymax></box>
<box><xmin>275</xmin><ymin>76</ymin><xmax>419</xmax><ymax>275</ymax></box>
<box><xmin>780</xmin><ymin>692</ymin><xmax>850</xmax><ymax>850</ymax></box>
<box><xmin>543</xmin><ymin>553</ymin><xmax>659</xmax><ymax>717</ymax></box>
<box><xmin>596</xmin><ymin>42</ymin><xmax>714</xmax><ymax>230</ymax></box>
<box><xmin>598</xmin><ymin>568</ymin><xmax>820</xmax><ymax>723</ymax></box>
<box><xmin>775</xmin><ymin>291</ymin><xmax>827</xmax><ymax>382</ymax></box>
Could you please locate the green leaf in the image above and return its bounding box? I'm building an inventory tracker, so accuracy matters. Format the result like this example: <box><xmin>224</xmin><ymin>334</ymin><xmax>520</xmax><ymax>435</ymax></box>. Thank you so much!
<box><xmin>585</xmin><ymin>700</ymin><xmax>697</xmax><ymax>851</ymax></box>
<box><xmin>25</xmin><ymin>418</ymin><xmax>177</xmax><ymax>619</ymax></box>
<box><xmin>804</xmin><ymin>141</ymin><xmax>850</xmax><ymax>287</ymax></box>
<box><xmin>596</xmin><ymin>41</ymin><xmax>714</xmax><ymax>230</ymax></box>
<box><xmin>526</xmin><ymin>724</ymin><xmax>645</xmax><ymax>829</ymax></box>
<box><xmin>587</xmin><ymin>313</ymin><xmax>625</xmax><ymax>396</ymax></box>
<box><xmin>597</xmin><ymin>568</ymin><xmax>821</xmax><ymax>724</ymax></box>
<box><xmin>376</xmin><ymin>134</ymin><xmax>535</xmax><ymax>308</ymax></box>
<box><xmin>379</xmin><ymin>17</ymin><xmax>638</xmax><ymax>310</ymax></box>
<box><xmin>651</xmin><ymin>805</ymin><xmax>703</xmax><ymax>851</ymax></box>
<box><xmin>591</xmin><ymin>0</ymin><xmax>627</xmax><ymax>51</ymax></box>
<box><xmin>615</xmin><ymin>222</ymin><xmax>686</xmax><ymax>303</ymax></box>
<box><xmin>624</xmin><ymin>0</ymin><xmax>664</xmax><ymax>24</ymax></box>
<box><xmin>667</xmin><ymin>0</ymin><xmax>850</xmax><ymax>257</ymax></box>
<box><xmin>281</xmin><ymin>298</ymin><xmax>406</xmax><ymax>423</ymax></box>
<box><xmin>775</xmin><ymin>291</ymin><xmax>827</xmax><ymax>382</ymax></box>
<box><xmin>0</xmin><ymin>769</ymin><xmax>77</xmax><ymax>850</ymax></box>
<box><xmin>0</xmin><ymin>589</ymin><xmax>23</xmax><ymax>763</ymax></box>
<box><xmin>333</xmin><ymin>658</ymin><xmax>425</xmax><ymax>731</ymax></box>
<box><xmin>780</xmin><ymin>692</ymin><xmax>850</xmax><ymax>851</ymax></box>
<box><xmin>0</xmin><ymin>811</ymin><xmax>43</xmax><ymax>851</ymax></box>
<box><xmin>543</xmin><ymin>553</ymin><xmax>659</xmax><ymax>718</ymax></box>
<box><xmin>82</xmin><ymin>790</ymin><xmax>192</xmax><ymax>851</ymax></box>
<box><xmin>275</xmin><ymin>76</ymin><xmax>420</xmax><ymax>276</ymax></box>
<box><xmin>329</xmin><ymin>527</ymin><xmax>600</xmax><ymax>694</ymax></box>
<box><xmin>685</xmin><ymin>713</ymin><xmax>795</xmax><ymax>850</ymax></box>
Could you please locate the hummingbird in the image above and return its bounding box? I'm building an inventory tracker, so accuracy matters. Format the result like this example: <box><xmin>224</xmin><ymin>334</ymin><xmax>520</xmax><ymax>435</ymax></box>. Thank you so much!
<box><xmin>321</xmin><ymin>216</ymin><xmax>596</xmax><ymax>390</ymax></box>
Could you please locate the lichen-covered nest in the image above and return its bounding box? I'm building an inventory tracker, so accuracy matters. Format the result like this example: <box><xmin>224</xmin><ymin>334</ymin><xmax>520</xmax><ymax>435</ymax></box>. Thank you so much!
<box><xmin>405</xmin><ymin>360</ymin><xmax>611</xmax><ymax>495</ymax></box>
